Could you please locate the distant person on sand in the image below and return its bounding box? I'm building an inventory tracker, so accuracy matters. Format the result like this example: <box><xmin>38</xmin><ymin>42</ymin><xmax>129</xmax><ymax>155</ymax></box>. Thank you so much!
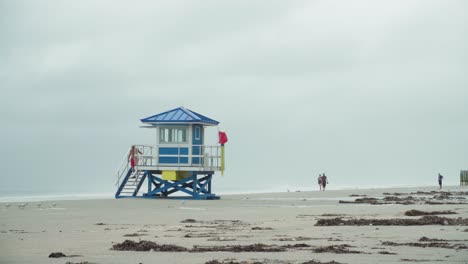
<box><xmin>321</xmin><ymin>174</ymin><xmax>329</xmax><ymax>191</ymax></box>
<box><xmin>318</xmin><ymin>174</ymin><xmax>323</xmax><ymax>191</ymax></box>
<box><xmin>438</xmin><ymin>173</ymin><xmax>444</xmax><ymax>189</ymax></box>
<box><xmin>128</xmin><ymin>145</ymin><xmax>142</xmax><ymax>172</ymax></box>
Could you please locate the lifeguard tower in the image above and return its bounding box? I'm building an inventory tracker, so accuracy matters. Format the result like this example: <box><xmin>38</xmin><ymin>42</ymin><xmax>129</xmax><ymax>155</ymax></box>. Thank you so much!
<box><xmin>115</xmin><ymin>107</ymin><xmax>226</xmax><ymax>200</ymax></box>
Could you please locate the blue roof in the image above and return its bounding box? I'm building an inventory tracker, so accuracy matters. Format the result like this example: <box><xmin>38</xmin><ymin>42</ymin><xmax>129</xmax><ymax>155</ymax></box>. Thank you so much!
<box><xmin>140</xmin><ymin>107</ymin><xmax>219</xmax><ymax>126</ymax></box>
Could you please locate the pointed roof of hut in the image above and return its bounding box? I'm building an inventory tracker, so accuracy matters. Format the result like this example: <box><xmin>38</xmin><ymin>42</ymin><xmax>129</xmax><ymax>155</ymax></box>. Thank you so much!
<box><xmin>140</xmin><ymin>107</ymin><xmax>219</xmax><ymax>126</ymax></box>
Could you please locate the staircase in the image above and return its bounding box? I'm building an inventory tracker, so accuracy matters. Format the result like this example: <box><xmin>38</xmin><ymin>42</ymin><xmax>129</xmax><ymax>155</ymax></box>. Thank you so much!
<box><xmin>115</xmin><ymin>170</ymin><xmax>146</xmax><ymax>197</ymax></box>
<box><xmin>115</xmin><ymin>148</ymin><xmax>148</xmax><ymax>198</ymax></box>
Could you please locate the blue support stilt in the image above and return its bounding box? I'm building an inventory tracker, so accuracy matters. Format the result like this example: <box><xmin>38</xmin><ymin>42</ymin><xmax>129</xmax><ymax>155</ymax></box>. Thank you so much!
<box><xmin>141</xmin><ymin>171</ymin><xmax>218</xmax><ymax>200</ymax></box>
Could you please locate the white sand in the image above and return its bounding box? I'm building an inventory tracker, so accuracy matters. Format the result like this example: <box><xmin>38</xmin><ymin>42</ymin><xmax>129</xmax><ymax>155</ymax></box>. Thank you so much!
<box><xmin>1</xmin><ymin>186</ymin><xmax>467</xmax><ymax>264</ymax></box>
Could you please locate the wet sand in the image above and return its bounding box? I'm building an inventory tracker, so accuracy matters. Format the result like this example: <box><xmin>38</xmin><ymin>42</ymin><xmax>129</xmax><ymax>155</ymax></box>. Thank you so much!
<box><xmin>1</xmin><ymin>186</ymin><xmax>467</xmax><ymax>264</ymax></box>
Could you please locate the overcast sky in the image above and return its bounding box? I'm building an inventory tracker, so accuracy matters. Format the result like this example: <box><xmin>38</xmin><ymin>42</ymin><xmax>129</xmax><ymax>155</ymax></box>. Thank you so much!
<box><xmin>1</xmin><ymin>0</ymin><xmax>467</xmax><ymax>196</ymax></box>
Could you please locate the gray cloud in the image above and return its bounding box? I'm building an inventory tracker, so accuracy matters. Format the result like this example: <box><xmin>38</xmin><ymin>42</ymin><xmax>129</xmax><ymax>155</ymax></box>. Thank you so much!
<box><xmin>1</xmin><ymin>0</ymin><xmax>467</xmax><ymax>195</ymax></box>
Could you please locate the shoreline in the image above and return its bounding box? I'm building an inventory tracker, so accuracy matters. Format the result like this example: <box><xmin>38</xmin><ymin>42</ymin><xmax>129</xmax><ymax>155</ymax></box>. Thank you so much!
<box><xmin>1</xmin><ymin>185</ymin><xmax>465</xmax><ymax>203</ymax></box>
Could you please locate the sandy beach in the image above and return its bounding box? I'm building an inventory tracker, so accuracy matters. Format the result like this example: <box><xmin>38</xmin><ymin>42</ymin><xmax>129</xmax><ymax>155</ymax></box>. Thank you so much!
<box><xmin>1</xmin><ymin>186</ymin><xmax>467</xmax><ymax>264</ymax></box>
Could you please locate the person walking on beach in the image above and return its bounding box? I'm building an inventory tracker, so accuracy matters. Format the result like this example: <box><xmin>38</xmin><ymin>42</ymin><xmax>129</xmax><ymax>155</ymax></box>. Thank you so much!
<box><xmin>318</xmin><ymin>174</ymin><xmax>323</xmax><ymax>191</ymax></box>
<box><xmin>321</xmin><ymin>174</ymin><xmax>329</xmax><ymax>191</ymax></box>
<box><xmin>438</xmin><ymin>173</ymin><xmax>444</xmax><ymax>189</ymax></box>
<box><xmin>128</xmin><ymin>145</ymin><xmax>142</xmax><ymax>173</ymax></box>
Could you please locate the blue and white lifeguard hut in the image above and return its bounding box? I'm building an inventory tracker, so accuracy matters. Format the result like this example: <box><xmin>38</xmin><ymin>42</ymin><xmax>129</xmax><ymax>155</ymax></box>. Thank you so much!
<box><xmin>115</xmin><ymin>107</ymin><xmax>226</xmax><ymax>200</ymax></box>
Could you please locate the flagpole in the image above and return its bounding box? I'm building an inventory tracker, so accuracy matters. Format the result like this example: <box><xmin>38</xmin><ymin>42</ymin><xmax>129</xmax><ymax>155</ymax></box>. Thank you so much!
<box><xmin>218</xmin><ymin>130</ymin><xmax>228</xmax><ymax>176</ymax></box>
<box><xmin>220</xmin><ymin>143</ymin><xmax>225</xmax><ymax>176</ymax></box>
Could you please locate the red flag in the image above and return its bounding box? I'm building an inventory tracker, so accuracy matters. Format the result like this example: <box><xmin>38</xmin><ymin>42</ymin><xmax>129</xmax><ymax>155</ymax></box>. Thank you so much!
<box><xmin>218</xmin><ymin>131</ymin><xmax>228</xmax><ymax>145</ymax></box>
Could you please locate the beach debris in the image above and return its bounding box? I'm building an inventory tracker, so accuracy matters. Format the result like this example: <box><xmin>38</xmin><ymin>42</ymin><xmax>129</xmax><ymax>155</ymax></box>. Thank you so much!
<box><xmin>404</xmin><ymin>191</ymin><xmax>467</xmax><ymax>196</ymax></box>
<box><xmin>350</xmin><ymin>196</ymin><xmax>417</xmax><ymax>205</ymax></box>
<box><xmin>424</xmin><ymin>201</ymin><xmax>463</xmax><ymax>205</ymax></box>
<box><xmin>415</xmin><ymin>191</ymin><xmax>468</xmax><ymax>200</ymax></box>
<box><xmin>95</xmin><ymin>222</ymin><xmax>106</xmax><ymax>225</ymax></box>
<box><xmin>315</xmin><ymin>216</ymin><xmax>468</xmax><ymax>226</ymax></box>
<box><xmin>384</xmin><ymin>196</ymin><xmax>416</xmax><ymax>202</ymax></box>
<box><xmin>112</xmin><ymin>240</ymin><xmax>312</xmax><ymax>253</ymax></box>
<box><xmin>287</xmin><ymin>243</ymin><xmax>311</xmax><ymax>248</ymax></box>
<box><xmin>123</xmin><ymin>233</ymin><xmax>146</xmax><ymax>237</ymax></box>
<box><xmin>340</xmin><ymin>191</ymin><xmax>468</xmax><ymax>205</ymax></box>
<box><xmin>191</xmin><ymin>243</ymin><xmax>288</xmax><ymax>252</ymax></box>
<box><xmin>251</xmin><ymin>227</ymin><xmax>273</xmax><ymax>230</ymax></box>
<box><xmin>404</xmin><ymin>210</ymin><xmax>457</xmax><ymax>216</ymax></box>
<box><xmin>382</xmin><ymin>192</ymin><xmax>406</xmax><ymax>196</ymax></box>
<box><xmin>312</xmin><ymin>244</ymin><xmax>364</xmax><ymax>254</ymax></box>
<box><xmin>205</xmin><ymin>260</ymin><xmax>264</xmax><ymax>264</ymax></box>
<box><xmin>205</xmin><ymin>260</ymin><xmax>344</xmax><ymax>264</ymax></box>
<box><xmin>275</xmin><ymin>236</ymin><xmax>312</xmax><ymax>241</ymax></box>
<box><xmin>8</xmin><ymin>229</ymin><xmax>27</xmax><ymax>233</ymax></box>
<box><xmin>418</xmin><ymin>237</ymin><xmax>448</xmax><ymax>242</ymax></box>
<box><xmin>400</xmin><ymin>259</ymin><xmax>430</xmax><ymax>262</ymax></box>
<box><xmin>378</xmin><ymin>251</ymin><xmax>397</xmax><ymax>255</ymax></box>
<box><xmin>112</xmin><ymin>240</ymin><xmax>187</xmax><ymax>251</ymax></box>
<box><xmin>339</xmin><ymin>197</ymin><xmax>380</xmax><ymax>205</ymax></box>
<box><xmin>301</xmin><ymin>261</ymin><xmax>344</xmax><ymax>264</ymax></box>
<box><xmin>48</xmin><ymin>252</ymin><xmax>67</xmax><ymax>258</ymax></box>
<box><xmin>183</xmin><ymin>219</ymin><xmax>249</xmax><ymax>232</ymax></box>
<box><xmin>399</xmin><ymin>258</ymin><xmax>445</xmax><ymax>262</ymax></box>
<box><xmin>181</xmin><ymin>218</ymin><xmax>197</xmax><ymax>223</ymax></box>
<box><xmin>382</xmin><ymin>240</ymin><xmax>467</xmax><ymax>250</ymax></box>
<box><xmin>184</xmin><ymin>233</ymin><xmax>211</xmax><ymax>238</ymax></box>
